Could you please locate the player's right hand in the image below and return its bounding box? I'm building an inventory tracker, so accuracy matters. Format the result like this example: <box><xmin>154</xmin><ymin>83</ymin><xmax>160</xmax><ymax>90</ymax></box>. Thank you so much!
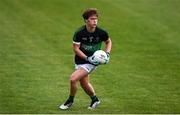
<box><xmin>86</xmin><ymin>56</ymin><xmax>99</xmax><ymax>66</ymax></box>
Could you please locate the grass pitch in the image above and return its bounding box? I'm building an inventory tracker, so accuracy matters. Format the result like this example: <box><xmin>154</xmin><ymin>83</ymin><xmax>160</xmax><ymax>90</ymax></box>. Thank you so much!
<box><xmin>0</xmin><ymin>0</ymin><xmax>180</xmax><ymax>114</ymax></box>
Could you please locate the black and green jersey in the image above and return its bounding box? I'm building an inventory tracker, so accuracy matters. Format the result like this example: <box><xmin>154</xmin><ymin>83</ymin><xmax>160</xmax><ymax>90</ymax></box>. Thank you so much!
<box><xmin>73</xmin><ymin>25</ymin><xmax>109</xmax><ymax>64</ymax></box>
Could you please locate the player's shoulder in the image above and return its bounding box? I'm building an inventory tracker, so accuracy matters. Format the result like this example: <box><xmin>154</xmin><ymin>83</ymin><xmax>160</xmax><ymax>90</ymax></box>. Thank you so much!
<box><xmin>74</xmin><ymin>25</ymin><xmax>86</xmax><ymax>34</ymax></box>
<box><xmin>96</xmin><ymin>26</ymin><xmax>108</xmax><ymax>34</ymax></box>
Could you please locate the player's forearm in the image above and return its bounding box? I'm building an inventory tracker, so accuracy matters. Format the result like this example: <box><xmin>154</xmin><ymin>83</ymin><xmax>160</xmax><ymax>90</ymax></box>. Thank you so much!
<box><xmin>105</xmin><ymin>38</ymin><xmax>112</xmax><ymax>53</ymax></box>
<box><xmin>74</xmin><ymin>49</ymin><xmax>87</xmax><ymax>60</ymax></box>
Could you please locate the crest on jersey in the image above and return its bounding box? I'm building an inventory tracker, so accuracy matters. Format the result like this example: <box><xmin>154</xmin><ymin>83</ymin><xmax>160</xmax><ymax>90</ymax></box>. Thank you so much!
<box><xmin>89</xmin><ymin>36</ymin><xmax>94</xmax><ymax>42</ymax></box>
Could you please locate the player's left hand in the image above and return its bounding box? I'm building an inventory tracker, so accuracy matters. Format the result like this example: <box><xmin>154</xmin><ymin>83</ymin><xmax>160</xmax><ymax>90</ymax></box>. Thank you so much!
<box><xmin>105</xmin><ymin>52</ymin><xmax>110</xmax><ymax>64</ymax></box>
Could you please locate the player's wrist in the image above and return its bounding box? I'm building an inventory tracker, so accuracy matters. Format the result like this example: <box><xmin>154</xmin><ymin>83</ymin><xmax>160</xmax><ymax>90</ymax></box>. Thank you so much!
<box><xmin>85</xmin><ymin>56</ymin><xmax>88</xmax><ymax>61</ymax></box>
<box><xmin>105</xmin><ymin>52</ymin><xmax>110</xmax><ymax>57</ymax></box>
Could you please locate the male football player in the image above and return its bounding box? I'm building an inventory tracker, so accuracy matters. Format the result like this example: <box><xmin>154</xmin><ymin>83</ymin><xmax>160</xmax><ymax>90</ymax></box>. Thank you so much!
<box><xmin>59</xmin><ymin>8</ymin><xmax>112</xmax><ymax>110</ymax></box>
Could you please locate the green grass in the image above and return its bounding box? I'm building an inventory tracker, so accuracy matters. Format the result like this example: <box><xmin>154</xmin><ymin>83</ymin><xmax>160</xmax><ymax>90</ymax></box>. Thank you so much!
<box><xmin>0</xmin><ymin>0</ymin><xmax>180</xmax><ymax>114</ymax></box>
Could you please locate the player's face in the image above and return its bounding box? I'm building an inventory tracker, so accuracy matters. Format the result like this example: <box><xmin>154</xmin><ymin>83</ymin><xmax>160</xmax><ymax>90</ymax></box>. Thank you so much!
<box><xmin>86</xmin><ymin>15</ymin><xmax>98</xmax><ymax>28</ymax></box>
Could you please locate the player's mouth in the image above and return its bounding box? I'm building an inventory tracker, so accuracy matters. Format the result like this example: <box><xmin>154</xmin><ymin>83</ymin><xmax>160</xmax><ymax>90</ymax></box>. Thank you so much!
<box><xmin>93</xmin><ymin>24</ymin><xmax>97</xmax><ymax>27</ymax></box>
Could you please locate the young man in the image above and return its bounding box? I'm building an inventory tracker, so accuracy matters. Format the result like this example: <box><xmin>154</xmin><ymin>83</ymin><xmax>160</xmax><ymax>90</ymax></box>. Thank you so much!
<box><xmin>59</xmin><ymin>8</ymin><xmax>112</xmax><ymax>110</ymax></box>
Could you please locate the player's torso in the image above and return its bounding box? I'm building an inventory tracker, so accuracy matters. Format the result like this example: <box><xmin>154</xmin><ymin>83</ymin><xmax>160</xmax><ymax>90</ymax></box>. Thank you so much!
<box><xmin>78</xmin><ymin>27</ymin><xmax>103</xmax><ymax>56</ymax></box>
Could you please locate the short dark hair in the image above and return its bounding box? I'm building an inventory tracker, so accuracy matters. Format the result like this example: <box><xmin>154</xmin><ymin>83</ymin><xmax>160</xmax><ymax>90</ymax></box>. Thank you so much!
<box><xmin>82</xmin><ymin>8</ymin><xmax>98</xmax><ymax>20</ymax></box>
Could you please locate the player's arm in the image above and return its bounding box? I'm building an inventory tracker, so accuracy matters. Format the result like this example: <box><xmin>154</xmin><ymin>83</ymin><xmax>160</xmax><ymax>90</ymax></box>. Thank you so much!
<box><xmin>104</xmin><ymin>38</ymin><xmax>112</xmax><ymax>54</ymax></box>
<box><xmin>72</xmin><ymin>32</ymin><xmax>97</xmax><ymax>64</ymax></box>
<box><xmin>103</xmin><ymin>38</ymin><xmax>112</xmax><ymax>64</ymax></box>
<box><xmin>72</xmin><ymin>32</ymin><xmax>88</xmax><ymax>60</ymax></box>
<box><xmin>73</xmin><ymin>43</ymin><xmax>87</xmax><ymax>60</ymax></box>
<box><xmin>73</xmin><ymin>43</ymin><xmax>99</xmax><ymax>65</ymax></box>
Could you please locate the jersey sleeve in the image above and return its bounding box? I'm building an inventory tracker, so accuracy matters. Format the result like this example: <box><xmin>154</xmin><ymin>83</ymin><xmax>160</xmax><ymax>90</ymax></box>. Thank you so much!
<box><xmin>101</xmin><ymin>30</ymin><xmax>109</xmax><ymax>41</ymax></box>
<box><xmin>73</xmin><ymin>31</ymin><xmax>81</xmax><ymax>45</ymax></box>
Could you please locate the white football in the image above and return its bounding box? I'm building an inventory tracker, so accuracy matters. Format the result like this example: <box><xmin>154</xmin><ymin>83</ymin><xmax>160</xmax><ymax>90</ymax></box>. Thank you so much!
<box><xmin>93</xmin><ymin>50</ymin><xmax>108</xmax><ymax>64</ymax></box>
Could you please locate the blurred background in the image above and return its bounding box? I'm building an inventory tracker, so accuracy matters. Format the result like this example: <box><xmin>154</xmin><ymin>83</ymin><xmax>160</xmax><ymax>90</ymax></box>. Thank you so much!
<box><xmin>0</xmin><ymin>0</ymin><xmax>180</xmax><ymax>114</ymax></box>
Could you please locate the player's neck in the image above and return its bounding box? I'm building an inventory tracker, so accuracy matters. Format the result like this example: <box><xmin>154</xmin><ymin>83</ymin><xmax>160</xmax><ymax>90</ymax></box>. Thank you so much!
<box><xmin>86</xmin><ymin>25</ymin><xmax>96</xmax><ymax>33</ymax></box>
